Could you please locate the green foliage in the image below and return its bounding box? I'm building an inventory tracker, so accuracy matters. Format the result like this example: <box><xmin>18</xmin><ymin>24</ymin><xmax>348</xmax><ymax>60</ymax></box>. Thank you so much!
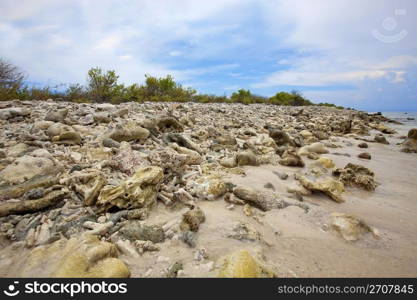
<box><xmin>230</xmin><ymin>89</ymin><xmax>250</xmax><ymax>104</ymax></box>
<box><xmin>317</xmin><ymin>102</ymin><xmax>344</xmax><ymax>109</ymax></box>
<box><xmin>268</xmin><ymin>90</ymin><xmax>313</xmax><ymax>106</ymax></box>
<box><xmin>18</xmin><ymin>86</ymin><xmax>58</xmax><ymax>100</ymax></box>
<box><xmin>87</xmin><ymin>67</ymin><xmax>120</xmax><ymax>103</ymax></box>
<box><xmin>64</xmin><ymin>83</ymin><xmax>89</xmax><ymax>103</ymax></box>
<box><xmin>142</xmin><ymin>75</ymin><xmax>196</xmax><ymax>102</ymax></box>
<box><xmin>0</xmin><ymin>58</ymin><xmax>343</xmax><ymax>108</ymax></box>
<box><xmin>120</xmin><ymin>83</ymin><xmax>144</xmax><ymax>103</ymax></box>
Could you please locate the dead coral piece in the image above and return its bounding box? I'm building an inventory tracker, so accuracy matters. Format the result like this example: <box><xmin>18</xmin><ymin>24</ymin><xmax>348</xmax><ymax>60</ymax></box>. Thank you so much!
<box><xmin>0</xmin><ymin>234</ymin><xmax>130</xmax><ymax>277</ymax></box>
<box><xmin>236</xmin><ymin>151</ymin><xmax>258</xmax><ymax>166</ymax></box>
<box><xmin>233</xmin><ymin>186</ymin><xmax>281</xmax><ymax>211</ymax></box>
<box><xmin>227</xmin><ymin>223</ymin><xmax>261</xmax><ymax>242</ymax></box>
<box><xmin>279</xmin><ymin>148</ymin><xmax>305</xmax><ymax>167</ymax></box>
<box><xmin>156</xmin><ymin>117</ymin><xmax>183</xmax><ymax>133</ymax></box>
<box><xmin>333</xmin><ymin>163</ymin><xmax>377</xmax><ymax>191</ymax></box>
<box><xmin>298</xmin><ymin>176</ymin><xmax>344</xmax><ymax>202</ymax></box>
<box><xmin>119</xmin><ymin>221</ymin><xmax>165</xmax><ymax>243</ymax></box>
<box><xmin>0</xmin><ymin>189</ymin><xmax>68</xmax><ymax>217</ymax></box>
<box><xmin>331</xmin><ymin>213</ymin><xmax>379</xmax><ymax>241</ymax></box>
<box><xmin>108</xmin><ymin>124</ymin><xmax>150</xmax><ymax>142</ymax></box>
<box><xmin>63</xmin><ymin>170</ymin><xmax>106</xmax><ymax>206</ymax></box>
<box><xmin>218</xmin><ymin>250</ymin><xmax>275</xmax><ymax>278</ymax></box>
<box><xmin>96</xmin><ymin>166</ymin><xmax>164</xmax><ymax>212</ymax></box>
<box><xmin>180</xmin><ymin>206</ymin><xmax>206</xmax><ymax>232</ymax></box>
<box><xmin>0</xmin><ymin>175</ymin><xmax>57</xmax><ymax>200</ymax></box>
<box><xmin>0</xmin><ymin>155</ymin><xmax>61</xmax><ymax>184</ymax></box>
<box><xmin>163</xmin><ymin>133</ymin><xmax>203</xmax><ymax>154</ymax></box>
<box><xmin>52</xmin><ymin>131</ymin><xmax>82</xmax><ymax>145</ymax></box>
<box><xmin>401</xmin><ymin>128</ymin><xmax>417</xmax><ymax>153</ymax></box>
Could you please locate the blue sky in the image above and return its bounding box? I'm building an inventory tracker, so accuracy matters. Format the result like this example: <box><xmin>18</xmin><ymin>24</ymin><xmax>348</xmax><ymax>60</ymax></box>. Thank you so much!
<box><xmin>1</xmin><ymin>0</ymin><xmax>416</xmax><ymax>110</ymax></box>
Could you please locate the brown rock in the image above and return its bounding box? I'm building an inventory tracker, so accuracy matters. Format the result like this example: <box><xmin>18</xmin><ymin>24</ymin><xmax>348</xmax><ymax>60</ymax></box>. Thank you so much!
<box><xmin>358</xmin><ymin>152</ymin><xmax>371</xmax><ymax>160</ymax></box>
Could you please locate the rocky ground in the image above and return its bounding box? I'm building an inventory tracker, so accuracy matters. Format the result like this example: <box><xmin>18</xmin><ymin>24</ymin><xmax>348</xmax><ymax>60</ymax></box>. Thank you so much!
<box><xmin>0</xmin><ymin>99</ymin><xmax>416</xmax><ymax>277</ymax></box>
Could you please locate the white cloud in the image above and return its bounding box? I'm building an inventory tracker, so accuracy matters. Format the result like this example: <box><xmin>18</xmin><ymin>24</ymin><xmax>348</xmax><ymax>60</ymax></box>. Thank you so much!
<box><xmin>0</xmin><ymin>0</ymin><xmax>244</xmax><ymax>85</ymax></box>
<box><xmin>253</xmin><ymin>0</ymin><xmax>417</xmax><ymax>102</ymax></box>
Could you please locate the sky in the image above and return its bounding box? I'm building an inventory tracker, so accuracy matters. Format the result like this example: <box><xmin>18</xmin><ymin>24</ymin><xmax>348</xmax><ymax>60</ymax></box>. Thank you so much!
<box><xmin>0</xmin><ymin>0</ymin><xmax>416</xmax><ymax>111</ymax></box>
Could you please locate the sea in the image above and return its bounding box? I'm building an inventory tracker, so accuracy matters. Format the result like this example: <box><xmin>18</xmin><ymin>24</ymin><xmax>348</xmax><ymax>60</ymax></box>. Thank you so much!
<box><xmin>371</xmin><ymin>111</ymin><xmax>417</xmax><ymax>131</ymax></box>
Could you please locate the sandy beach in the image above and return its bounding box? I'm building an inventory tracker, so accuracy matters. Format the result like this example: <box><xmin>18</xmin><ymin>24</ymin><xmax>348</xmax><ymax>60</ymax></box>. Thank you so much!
<box><xmin>0</xmin><ymin>101</ymin><xmax>416</xmax><ymax>278</ymax></box>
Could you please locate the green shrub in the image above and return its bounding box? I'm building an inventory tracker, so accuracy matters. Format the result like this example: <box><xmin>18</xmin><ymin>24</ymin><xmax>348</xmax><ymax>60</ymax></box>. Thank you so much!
<box><xmin>87</xmin><ymin>67</ymin><xmax>120</xmax><ymax>103</ymax></box>
<box><xmin>0</xmin><ymin>58</ymin><xmax>343</xmax><ymax>108</ymax></box>
<box><xmin>268</xmin><ymin>90</ymin><xmax>313</xmax><ymax>106</ymax></box>
<box><xmin>142</xmin><ymin>74</ymin><xmax>195</xmax><ymax>102</ymax></box>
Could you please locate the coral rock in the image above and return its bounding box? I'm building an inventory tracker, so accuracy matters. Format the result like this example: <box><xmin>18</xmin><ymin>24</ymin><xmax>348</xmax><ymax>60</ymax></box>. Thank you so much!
<box><xmin>96</xmin><ymin>166</ymin><xmax>163</xmax><ymax>212</ymax></box>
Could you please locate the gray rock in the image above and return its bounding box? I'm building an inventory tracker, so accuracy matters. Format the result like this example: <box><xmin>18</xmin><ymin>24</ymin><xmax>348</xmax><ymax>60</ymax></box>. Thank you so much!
<box><xmin>102</xmin><ymin>138</ymin><xmax>120</xmax><ymax>148</ymax></box>
<box><xmin>119</xmin><ymin>221</ymin><xmax>165</xmax><ymax>243</ymax></box>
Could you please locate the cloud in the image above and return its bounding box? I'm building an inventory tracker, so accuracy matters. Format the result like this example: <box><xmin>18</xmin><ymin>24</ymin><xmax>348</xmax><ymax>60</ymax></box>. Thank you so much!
<box><xmin>250</xmin><ymin>0</ymin><xmax>417</xmax><ymax>109</ymax></box>
<box><xmin>0</xmin><ymin>0</ymin><xmax>416</xmax><ymax>110</ymax></box>
<box><xmin>0</xmin><ymin>0</ymin><xmax>245</xmax><ymax>85</ymax></box>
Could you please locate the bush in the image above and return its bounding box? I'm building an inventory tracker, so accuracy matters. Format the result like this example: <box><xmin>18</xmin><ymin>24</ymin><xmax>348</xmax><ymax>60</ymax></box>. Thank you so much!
<box><xmin>64</xmin><ymin>83</ymin><xmax>89</xmax><ymax>103</ymax></box>
<box><xmin>0</xmin><ymin>58</ymin><xmax>343</xmax><ymax>108</ymax></box>
<box><xmin>268</xmin><ymin>90</ymin><xmax>313</xmax><ymax>106</ymax></box>
<box><xmin>0</xmin><ymin>59</ymin><xmax>25</xmax><ymax>100</ymax></box>
<box><xmin>230</xmin><ymin>89</ymin><xmax>254</xmax><ymax>105</ymax></box>
<box><xmin>317</xmin><ymin>102</ymin><xmax>344</xmax><ymax>109</ymax></box>
<box><xmin>142</xmin><ymin>75</ymin><xmax>196</xmax><ymax>102</ymax></box>
<box><xmin>87</xmin><ymin>67</ymin><xmax>121</xmax><ymax>103</ymax></box>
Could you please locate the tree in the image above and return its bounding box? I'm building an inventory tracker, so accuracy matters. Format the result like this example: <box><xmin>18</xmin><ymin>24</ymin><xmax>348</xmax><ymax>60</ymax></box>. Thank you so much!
<box><xmin>87</xmin><ymin>67</ymin><xmax>120</xmax><ymax>103</ymax></box>
<box><xmin>0</xmin><ymin>59</ymin><xmax>25</xmax><ymax>100</ymax></box>
<box><xmin>231</xmin><ymin>89</ymin><xmax>253</xmax><ymax>104</ymax></box>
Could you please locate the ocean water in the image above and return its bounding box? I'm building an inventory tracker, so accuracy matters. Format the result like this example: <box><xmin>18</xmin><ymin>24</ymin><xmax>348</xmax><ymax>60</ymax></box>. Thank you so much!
<box><xmin>380</xmin><ymin>111</ymin><xmax>417</xmax><ymax>125</ymax></box>
<box><xmin>373</xmin><ymin>111</ymin><xmax>417</xmax><ymax>128</ymax></box>
<box><xmin>367</xmin><ymin>111</ymin><xmax>417</xmax><ymax>136</ymax></box>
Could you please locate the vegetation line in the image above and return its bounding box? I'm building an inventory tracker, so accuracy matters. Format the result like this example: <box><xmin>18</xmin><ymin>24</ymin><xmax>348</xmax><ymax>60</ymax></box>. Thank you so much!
<box><xmin>0</xmin><ymin>58</ymin><xmax>343</xmax><ymax>108</ymax></box>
